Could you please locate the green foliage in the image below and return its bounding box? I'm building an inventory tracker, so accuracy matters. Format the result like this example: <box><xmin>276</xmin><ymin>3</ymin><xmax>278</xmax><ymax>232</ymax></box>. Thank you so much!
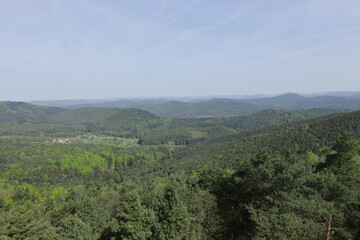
<box><xmin>318</xmin><ymin>133</ymin><xmax>360</xmax><ymax>238</ymax></box>
<box><xmin>149</xmin><ymin>175</ymin><xmax>204</xmax><ymax>240</ymax></box>
<box><xmin>1</xmin><ymin>101</ymin><xmax>360</xmax><ymax>239</ymax></box>
<box><xmin>200</xmin><ymin>152</ymin><xmax>338</xmax><ymax>239</ymax></box>
<box><xmin>108</xmin><ymin>188</ymin><xmax>155</xmax><ymax>240</ymax></box>
<box><xmin>60</xmin><ymin>152</ymin><xmax>108</xmax><ymax>175</ymax></box>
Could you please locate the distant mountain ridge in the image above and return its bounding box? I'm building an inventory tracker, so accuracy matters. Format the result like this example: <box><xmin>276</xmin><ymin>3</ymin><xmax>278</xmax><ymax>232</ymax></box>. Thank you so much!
<box><xmin>29</xmin><ymin>93</ymin><xmax>275</xmax><ymax>107</ymax></box>
<box><xmin>303</xmin><ymin>91</ymin><xmax>360</xmax><ymax>98</ymax></box>
<box><xmin>29</xmin><ymin>92</ymin><xmax>360</xmax><ymax>118</ymax></box>
<box><xmin>249</xmin><ymin>93</ymin><xmax>360</xmax><ymax>109</ymax></box>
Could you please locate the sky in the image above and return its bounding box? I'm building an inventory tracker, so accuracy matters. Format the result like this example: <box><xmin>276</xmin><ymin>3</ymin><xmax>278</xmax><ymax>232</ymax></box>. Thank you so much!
<box><xmin>1</xmin><ymin>0</ymin><xmax>360</xmax><ymax>101</ymax></box>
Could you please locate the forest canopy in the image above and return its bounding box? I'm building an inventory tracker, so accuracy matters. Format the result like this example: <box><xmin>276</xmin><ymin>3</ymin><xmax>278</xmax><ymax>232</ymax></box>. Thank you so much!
<box><xmin>0</xmin><ymin>101</ymin><xmax>359</xmax><ymax>239</ymax></box>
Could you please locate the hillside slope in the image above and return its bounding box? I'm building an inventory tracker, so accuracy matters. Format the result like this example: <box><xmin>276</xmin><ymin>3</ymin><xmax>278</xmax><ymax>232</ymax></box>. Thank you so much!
<box><xmin>0</xmin><ymin>101</ymin><xmax>65</xmax><ymax>123</ymax></box>
<box><xmin>170</xmin><ymin>109</ymin><xmax>360</xmax><ymax>170</ymax></box>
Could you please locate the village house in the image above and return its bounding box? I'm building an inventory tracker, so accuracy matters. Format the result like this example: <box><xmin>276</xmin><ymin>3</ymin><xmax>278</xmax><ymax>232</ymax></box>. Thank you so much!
<box><xmin>52</xmin><ymin>138</ymin><xmax>71</xmax><ymax>144</ymax></box>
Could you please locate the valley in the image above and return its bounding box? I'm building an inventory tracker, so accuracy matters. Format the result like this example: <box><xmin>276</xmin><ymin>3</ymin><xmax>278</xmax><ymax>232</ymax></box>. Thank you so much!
<box><xmin>0</xmin><ymin>97</ymin><xmax>359</xmax><ymax>239</ymax></box>
<box><xmin>2</xmin><ymin>1</ymin><xmax>360</xmax><ymax>238</ymax></box>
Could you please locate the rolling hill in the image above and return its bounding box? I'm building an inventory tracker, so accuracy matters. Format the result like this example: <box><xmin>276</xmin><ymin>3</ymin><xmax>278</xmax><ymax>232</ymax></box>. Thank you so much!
<box><xmin>0</xmin><ymin>101</ymin><xmax>347</xmax><ymax>145</ymax></box>
<box><xmin>30</xmin><ymin>93</ymin><xmax>360</xmax><ymax>118</ymax></box>
<box><xmin>0</xmin><ymin>101</ymin><xmax>65</xmax><ymax>123</ymax></box>
<box><xmin>170</xmin><ymin>109</ymin><xmax>360</xmax><ymax>170</ymax></box>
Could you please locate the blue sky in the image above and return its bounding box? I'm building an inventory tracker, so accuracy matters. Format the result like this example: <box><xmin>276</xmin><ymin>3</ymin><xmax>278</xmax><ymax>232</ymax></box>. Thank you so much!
<box><xmin>1</xmin><ymin>0</ymin><xmax>360</xmax><ymax>100</ymax></box>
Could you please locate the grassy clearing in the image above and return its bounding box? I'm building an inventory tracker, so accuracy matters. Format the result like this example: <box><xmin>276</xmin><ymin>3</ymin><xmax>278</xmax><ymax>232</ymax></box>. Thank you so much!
<box><xmin>189</xmin><ymin>129</ymin><xmax>208</xmax><ymax>138</ymax></box>
<box><xmin>71</xmin><ymin>134</ymin><xmax>139</xmax><ymax>147</ymax></box>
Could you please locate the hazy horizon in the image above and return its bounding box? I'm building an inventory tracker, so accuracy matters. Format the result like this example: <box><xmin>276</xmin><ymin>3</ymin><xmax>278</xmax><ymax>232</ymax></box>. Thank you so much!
<box><xmin>1</xmin><ymin>0</ymin><xmax>360</xmax><ymax>101</ymax></box>
<box><xmin>2</xmin><ymin>90</ymin><xmax>360</xmax><ymax>102</ymax></box>
<box><xmin>20</xmin><ymin>91</ymin><xmax>360</xmax><ymax>102</ymax></box>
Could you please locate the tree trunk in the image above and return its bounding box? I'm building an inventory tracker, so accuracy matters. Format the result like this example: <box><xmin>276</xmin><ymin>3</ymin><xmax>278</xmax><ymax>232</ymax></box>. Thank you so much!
<box><xmin>326</xmin><ymin>214</ymin><xmax>332</xmax><ymax>240</ymax></box>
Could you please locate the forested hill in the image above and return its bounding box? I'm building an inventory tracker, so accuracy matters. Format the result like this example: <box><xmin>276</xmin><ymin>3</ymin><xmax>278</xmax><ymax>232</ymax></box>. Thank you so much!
<box><xmin>0</xmin><ymin>101</ymin><xmax>346</xmax><ymax>144</ymax></box>
<box><xmin>171</xmin><ymin>109</ymin><xmax>360</xmax><ymax>170</ymax></box>
<box><xmin>30</xmin><ymin>93</ymin><xmax>360</xmax><ymax>118</ymax></box>
<box><xmin>217</xmin><ymin>108</ymin><xmax>347</xmax><ymax>131</ymax></box>
<box><xmin>0</xmin><ymin>102</ymin><xmax>167</xmax><ymax>138</ymax></box>
<box><xmin>90</xmin><ymin>99</ymin><xmax>268</xmax><ymax>118</ymax></box>
<box><xmin>0</xmin><ymin>101</ymin><xmax>65</xmax><ymax>123</ymax></box>
<box><xmin>44</xmin><ymin>107</ymin><xmax>162</xmax><ymax>125</ymax></box>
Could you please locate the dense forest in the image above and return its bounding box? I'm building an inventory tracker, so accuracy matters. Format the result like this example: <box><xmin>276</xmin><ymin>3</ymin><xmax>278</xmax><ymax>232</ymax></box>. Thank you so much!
<box><xmin>0</xmin><ymin>101</ymin><xmax>359</xmax><ymax>239</ymax></box>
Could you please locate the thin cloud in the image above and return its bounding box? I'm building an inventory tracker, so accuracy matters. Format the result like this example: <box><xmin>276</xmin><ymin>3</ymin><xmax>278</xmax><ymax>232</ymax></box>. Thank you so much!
<box><xmin>217</xmin><ymin>27</ymin><xmax>360</xmax><ymax>60</ymax></box>
<box><xmin>163</xmin><ymin>0</ymin><xmax>202</xmax><ymax>23</ymax></box>
<box><xmin>181</xmin><ymin>0</ymin><xmax>264</xmax><ymax>34</ymax></box>
<box><xmin>248</xmin><ymin>36</ymin><xmax>360</xmax><ymax>66</ymax></box>
<box><xmin>270</xmin><ymin>27</ymin><xmax>360</xmax><ymax>46</ymax></box>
